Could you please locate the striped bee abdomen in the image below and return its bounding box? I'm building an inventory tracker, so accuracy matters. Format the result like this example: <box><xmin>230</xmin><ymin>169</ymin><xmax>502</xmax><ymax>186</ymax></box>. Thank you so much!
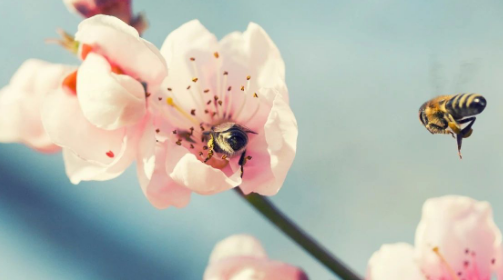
<box><xmin>445</xmin><ymin>93</ymin><xmax>486</xmax><ymax>119</ymax></box>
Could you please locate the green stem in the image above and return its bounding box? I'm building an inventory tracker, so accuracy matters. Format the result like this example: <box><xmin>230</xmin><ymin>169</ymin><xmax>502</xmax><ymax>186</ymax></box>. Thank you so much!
<box><xmin>235</xmin><ymin>188</ymin><xmax>363</xmax><ymax>280</ymax></box>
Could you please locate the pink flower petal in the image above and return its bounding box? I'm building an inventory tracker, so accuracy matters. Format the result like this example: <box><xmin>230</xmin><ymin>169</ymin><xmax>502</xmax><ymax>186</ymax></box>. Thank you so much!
<box><xmin>415</xmin><ymin>196</ymin><xmax>503</xmax><ymax>280</ymax></box>
<box><xmin>42</xmin><ymin>88</ymin><xmax>127</xmax><ymax>165</ymax></box>
<box><xmin>239</xmin><ymin>89</ymin><xmax>297</xmax><ymax>196</ymax></box>
<box><xmin>219</xmin><ymin>22</ymin><xmax>287</xmax><ymax>102</ymax></box>
<box><xmin>75</xmin><ymin>15</ymin><xmax>166</xmax><ymax>87</ymax></box>
<box><xmin>0</xmin><ymin>59</ymin><xmax>75</xmax><ymax>152</ymax></box>
<box><xmin>159</xmin><ymin>19</ymin><xmax>220</xmax><ymax>124</ymax></box>
<box><xmin>366</xmin><ymin>243</ymin><xmax>423</xmax><ymax>280</ymax></box>
<box><xmin>136</xmin><ymin>121</ymin><xmax>191</xmax><ymax>209</ymax></box>
<box><xmin>209</xmin><ymin>235</ymin><xmax>268</xmax><ymax>264</ymax></box>
<box><xmin>205</xmin><ymin>235</ymin><xmax>308</xmax><ymax>280</ymax></box>
<box><xmin>77</xmin><ymin>52</ymin><xmax>146</xmax><ymax>130</ymax></box>
<box><xmin>204</xmin><ymin>257</ymin><xmax>308</xmax><ymax>280</ymax></box>
<box><xmin>169</xmin><ymin>149</ymin><xmax>242</xmax><ymax>195</ymax></box>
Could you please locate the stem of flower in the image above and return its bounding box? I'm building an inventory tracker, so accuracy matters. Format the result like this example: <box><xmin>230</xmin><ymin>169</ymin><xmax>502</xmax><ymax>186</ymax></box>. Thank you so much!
<box><xmin>235</xmin><ymin>188</ymin><xmax>363</xmax><ymax>280</ymax></box>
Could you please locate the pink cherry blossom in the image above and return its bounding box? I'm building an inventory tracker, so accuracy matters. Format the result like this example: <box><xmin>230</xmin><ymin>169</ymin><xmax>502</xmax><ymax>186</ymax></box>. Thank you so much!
<box><xmin>42</xmin><ymin>15</ymin><xmax>167</xmax><ymax>183</ymax></box>
<box><xmin>63</xmin><ymin>0</ymin><xmax>147</xmax><ymax>34</ymax></box>
<box><xmin>366</xmin><ymin>196</ymin><xmax>503</xmax><ymax>280</ymax></box>
<box><xmin>0</xmin><ymin>59</ymin><xmax>75</xmax><ymax>152</ymax></box>
<box><xmin>204</xmin><ymin>235</ymin><xmax>308</xmax><ymax>280</ymax></box>
<box><xmin>138</xmin><ymin>20</ymin><xmax>297</xmax><ymax>208</ymax></box>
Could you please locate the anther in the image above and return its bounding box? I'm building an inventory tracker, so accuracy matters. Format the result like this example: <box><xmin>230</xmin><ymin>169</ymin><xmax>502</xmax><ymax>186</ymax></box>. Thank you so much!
<box><xmin>432</xmin><ymin>247</ymin><xmax>460</xmax><ymax>280</ymax></box>
<box><xmin>253</xmin><ymin>93</ymin><xmax>258</xmax><ymax>98</ymax></box>
<box><xmin>167</xmin><ymin>87</ymin><xmax>172</xmax><ymax>91</ymax></box>
<box><xmin>155</xmin><ymin>129</ymin><xmax>160</xmax><ymax>133</ymax></box>
<box><xmin>145</xmin><ymin>92</ymin><xmax>151</xmax><ymax>98</ymax></box>
<box><xmin>247</xmin><ymin>75</ymin><xmax>251</xmax><ymax>80</ymax></box>
<box><xmin>204</xmin><ymin>109</ymin><xmax>209</xmax><ymax>114</ymax></box>
<box><xmin>199</xmin><ymin>152</ymin><xmax>204</xmax><ymax>156</ymax></box>
<box><xmin>191</xmin><ymin>109</ymin><xmax>196</xmax><ymax>116</ymax></box>
<box><xmin>106</xmin><ymin>151</ymin><xmax>115</xmax><ymax>158</ymax></box>
<box><xmin>190</xmin><ymin>57</ymin><xmax>195</xmax><ymax>61</ymax></box>
<box><xmin>241</xmin><ymin>86</ymin><xmax>245</xmax><ymax>91</ymax></box>
<box><xmin>228</xmin><ymin>86</ymin><xmax>232</xmax><ymax>91</ymax></box>
<box><xmin>214</xmin><ymin>96</ymin><xmax>219</xmax><ymax>101</ymax></box>
<box><xmin>203</xmin><ymin>146</ymin><xmax>208</xmax><ymax>150</ymax></box>
<box><xmin>166</xmin><ymin>97</ymin><xmax>199</xmax><ymax>125</ymax></box>
<box><xmin>246</xmin><ymin>156</ymin><xmax>252</xmax><ymax>160</ymax></box>
<box><xmin>187</xmin><ymin>85</ymin><xmax>191</xmax><ymax>90</ymax></box>
<box><xmin>207</xmin><ymin>100</ymin><xmax>212</xmax><ymax>105</ymax></box>
<box><xmin>173</xmin><ymin>130</ymin><xmax>177</xmax><ymax>134</ymax></box>
<box><xmin>158</xmin><ymin>97</ymin><xmax>163</xmax><ymax>101</ymax></box>
<box><xmin>200</xmin><ymin>124</ymin><xmax>205</xmax><ymax>131</ymax></box>
<box><xmin>190</xmin><ymin>144</ymin><xmax>194</xmax><ymax>149</ymax></box>
<box><xmin>223</xmin><ymin>71</ymin><xmax>228</xmax><ymax>75</ymax></box>
<box><xmin>204</xmin><ymin>89</ymin><xmax>210</xmax><ymax>93</ymax></box>
<box><xmin>176</xmin><ymin>139</ymin><xmax>182</xmax><ymax>146</ymax></box>
<box><xmin>221</xmin><ymin>155</ymin><xmax>228</xmax><ymax>160</ymax></box>
<box><xmin>218</xmin><ymin>100</ymin><xmax>223</xmax><ymax>106</ymax></box>
<box><xmin>214</xmin><ymin>52</ymin><xmax>219</xmax><ymax>58</ymax></box>
<box><xmin>192</xmin><ymin>77</ymin><xmax>198</xmax><ymax>82</ymax></box>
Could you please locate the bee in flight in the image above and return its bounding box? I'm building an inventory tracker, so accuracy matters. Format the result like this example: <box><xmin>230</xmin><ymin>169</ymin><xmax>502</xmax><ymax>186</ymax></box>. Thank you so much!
<box><xmin>418</xmin><ymin>93</ymin><xmax>486</xmax><ymax>159</ymax></box>
<box><xmin>203</xmin><ymin>122</ymin><xmax>257</xmax><ymax>177</ymax></box>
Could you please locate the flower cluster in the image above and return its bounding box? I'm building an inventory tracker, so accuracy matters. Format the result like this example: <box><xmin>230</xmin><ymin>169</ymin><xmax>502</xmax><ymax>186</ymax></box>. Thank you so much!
<box><xmin>366</xmin><ymin>196</ymin><xmax>503</xmax><ymax>280</ymax></box>
<box><xmin>0</xmin><ymin>9</ymin><xmax>297</xmax><ymax>209</ymax></box>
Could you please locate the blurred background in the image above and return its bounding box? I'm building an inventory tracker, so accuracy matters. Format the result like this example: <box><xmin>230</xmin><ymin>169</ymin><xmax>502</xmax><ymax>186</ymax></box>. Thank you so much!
<box><xmin>1</xmin><ymin>0</ymin><xmax>503</xmax><ymax>279</ymax></box>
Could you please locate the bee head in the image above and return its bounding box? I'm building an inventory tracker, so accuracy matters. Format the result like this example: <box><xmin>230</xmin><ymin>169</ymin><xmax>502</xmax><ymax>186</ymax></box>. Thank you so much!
<box><xmin>418</xmin><ymin>103</ymin><xmax>428</xmax><ymax>127</ymax></box>
<box><xmin>210</xmin><ymin>123</ymin><xmax>256</xmax><ymax>156</ymax></box>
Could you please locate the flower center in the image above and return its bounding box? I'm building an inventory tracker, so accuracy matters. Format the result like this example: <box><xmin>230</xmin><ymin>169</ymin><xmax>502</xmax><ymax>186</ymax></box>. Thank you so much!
<box><xmin>163</xmin><ymin>54</ymin><xmax>260</xmax><ymax>170</ymax></box>
<box><xmin>427</xmin><ymin>247</ymin><xmax>496</xmax><ymax>280</ymax></box>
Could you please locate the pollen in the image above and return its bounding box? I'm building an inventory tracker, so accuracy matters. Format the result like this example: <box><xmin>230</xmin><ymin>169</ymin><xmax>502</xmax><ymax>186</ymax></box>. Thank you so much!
<box><xmin>253</xmin><ymin>93</ymin><xmax>258</xmax><ymax>98</ymax></box>
<box><xmin>176</xmin><ymin>139</ymin><xmax>182</xmax><ymax>146</ymax></box>
<box><xmin>214</xmin><ymin>52</ymin><xmax>219</xmax><ymax>58</ymax></box>
<box><xmin>221</xmin><ymin>155</ymin><xmax>228</xmax><ymax>160</ymax></box>
<box><xmin>204</xmin><ymin>89</ymin><xmax>210</xmax><ymax>93</ymax></box>
<box><xmin>246</xmin><ymin>75</ymin><xmax>251</xmax><ymax>80</ymax></box>
<box><xmin>192</xmin><ymin>77</ymin><xmax>198</xmax><ymax>82</ymax></box>
<box><xmin>241</xmin><ymin>86</ymin><xmax>245</xmax><ymax>91</ymax></box>
<box><xmin>106</xmin><ymin>151</ymin><xmax>115</xmax><ymax>158</ymax></box>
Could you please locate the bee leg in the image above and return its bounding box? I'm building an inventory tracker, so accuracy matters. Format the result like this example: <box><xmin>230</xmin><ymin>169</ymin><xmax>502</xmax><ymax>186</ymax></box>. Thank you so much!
<box><xmin>238</xmin><ymin>150</ymin><xmax>247</xmax><ymax>178</ymax></box>
<box><xmin>204</xmin><ymin>135</ymin><xmax>215</xmax><ymax>163</ymax></box>
<box><xmin>458</xmin><ymin>117</ymin><xmax>476</xmax><ymax>138</ymax></box>
<box><xmin>456</xmin><ymin>134</ymin><xmax>463</xmax><ymax>159</ymax></box>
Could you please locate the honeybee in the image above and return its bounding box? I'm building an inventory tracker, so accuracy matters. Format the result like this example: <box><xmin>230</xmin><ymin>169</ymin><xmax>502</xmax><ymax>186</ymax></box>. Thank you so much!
<box><xmin>203</xmin><ymin>122</ymin><xmax>257</xmax><ymax>176</ymax></box>
<box><xmin>418</xmin><ymin>93</ymin><xmax>486</xmax><ymax>159</ymax></box>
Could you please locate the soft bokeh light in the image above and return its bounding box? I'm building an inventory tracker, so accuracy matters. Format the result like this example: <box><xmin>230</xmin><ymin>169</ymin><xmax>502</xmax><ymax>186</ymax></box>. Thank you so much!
<box><xmin>1</xmin><ymin>0</ymin><xmax>503</xmax><ymax>279</ymax></box>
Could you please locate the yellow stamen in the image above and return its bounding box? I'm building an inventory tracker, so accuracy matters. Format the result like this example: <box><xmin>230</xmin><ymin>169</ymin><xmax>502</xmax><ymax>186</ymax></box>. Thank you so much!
<box><xmin>432</xmin><ymin>247</ymin><xmax>460</xmax><ymax>280</ymax></box>
<box><xmin>166</xmin><ymin>97</ymin><xmax>199</xmax><ymax>125</ymax></box>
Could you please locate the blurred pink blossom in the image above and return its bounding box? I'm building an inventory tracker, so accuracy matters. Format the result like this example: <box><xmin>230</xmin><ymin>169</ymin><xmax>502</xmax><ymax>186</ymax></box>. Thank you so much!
<box><xmin>366</xmin><ymin>196</ymin><xmax>503</xmax><ymax>280</ymax></box>
<box><xmin>138</xmin><ymin>20</ymin><xmax>297</xmax><ymax>209</ymax></box>
<box><xmin>204</xmin><ymin>235</ymin><xmax>308</xmax><ymax>280</ymax></box>
<box><xmin>63</xmin><ymin>0</ymin><xmax>147</xmax><ymax>34</ymax></box>
<box><xmin>42</xmin><ymin>15</ymin><xmax>167</xmax><ymax>183</ymax></box>
<box><xmin>0</xmin><ymin>59</ymin><xmax>75</xmax><ymax>152</ymax></box>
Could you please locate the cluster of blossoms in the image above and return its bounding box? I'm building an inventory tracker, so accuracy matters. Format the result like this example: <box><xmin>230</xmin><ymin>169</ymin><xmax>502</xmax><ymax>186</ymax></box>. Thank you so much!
<box><xmin>366</xmin><ymin>195</ymin><xmax>503</xmax><ymax>280</ymax></box>
<box><xmin>0</xmin><ymin>3</ymin><xmax>298</xmax><ymax>210</ymax></box>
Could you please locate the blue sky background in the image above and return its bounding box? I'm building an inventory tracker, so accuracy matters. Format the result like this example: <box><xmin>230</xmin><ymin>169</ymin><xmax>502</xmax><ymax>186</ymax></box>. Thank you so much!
<box><xmin>2</xmin><ymin>0</ymin><xmax>503</xmax><ymax>279</ymax></box>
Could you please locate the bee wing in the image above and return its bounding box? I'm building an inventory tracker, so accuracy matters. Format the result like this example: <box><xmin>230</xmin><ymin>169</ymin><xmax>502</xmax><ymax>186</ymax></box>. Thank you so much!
<box><xmin>452</xmin><ymin>60</ymin><xmax>479</xmax><ymax>94</ymax></box>
<box><xmin>429</xmin><ymin>54</ymin><xmax>446</xmax><ymax>97</ymax></box>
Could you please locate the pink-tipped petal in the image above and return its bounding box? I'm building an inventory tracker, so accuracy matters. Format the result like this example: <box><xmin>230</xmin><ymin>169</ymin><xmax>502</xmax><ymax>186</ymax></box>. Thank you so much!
<box><xmin>204</xmin><ymin>258</ymin><xmax>308</xmax><ymax>280</ymax></box>
<box><xmin>77</xmin><ymin>52</ymin><xmax>146</xmax><ymax>130</ymax></box>
<box><xmin>75</xmin><ymin>15</ymin><xmax>166</xmax><ymax>86</ymax></box>
<box><xmin>209</xmin><ymin>235</ymin><xmax>268</xmax><ymax>264</ymax></box>
<box><xmin>136</xmin><ymin>122</ymin><xmax>191</xmax><ymax>209</ymax></box>
<box><xmin>366</xmin><ymin>243</ymin><xmax>423</xmax><ymax>280</ymax></box>
<box><xmin>0</xmin><ymin>59</ymin><xmax>75</xmax><ymax>152</ymax></box>
<box><xmin>415</xmin><ymin>196</ymin><xmax>503</xmax><ymax>279</ymax></box>
<box><xmin>239</xmin><ymin>89</ymin><xmax>297</xmax><ymax>196</ymax></box>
